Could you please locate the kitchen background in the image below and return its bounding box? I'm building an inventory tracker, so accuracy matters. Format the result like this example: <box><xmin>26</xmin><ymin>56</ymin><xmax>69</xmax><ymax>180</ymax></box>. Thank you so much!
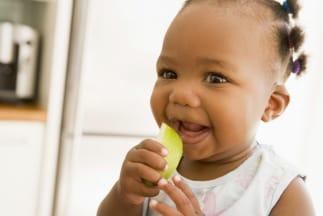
<box><xmin>0</xmin><ymin>0</ymin><xmax>322</xmax><ymax>215</ymax></box>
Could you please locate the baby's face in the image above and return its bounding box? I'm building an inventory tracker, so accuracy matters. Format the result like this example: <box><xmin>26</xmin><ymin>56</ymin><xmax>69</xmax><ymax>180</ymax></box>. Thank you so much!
<box><xmin>150</xmin><ymin>3</ymin><xmax>276</xmax><ymax>161</ymax></box>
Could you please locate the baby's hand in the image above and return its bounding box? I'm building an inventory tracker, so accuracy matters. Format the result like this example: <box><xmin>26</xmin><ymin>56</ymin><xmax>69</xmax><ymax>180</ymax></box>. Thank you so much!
<box><xmin>150</xmin><ymin>176</ymin><xmax>204</xmax><ymax>216</ymax></box>
<box><xmin>117</xmin><ymin>139</ymin><xmax>168</xmax><ymax>205</ymax></box>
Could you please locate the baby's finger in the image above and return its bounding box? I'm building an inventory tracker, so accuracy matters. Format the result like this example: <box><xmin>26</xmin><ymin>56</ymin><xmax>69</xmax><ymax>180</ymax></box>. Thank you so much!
<box><xmin>120</xmin><ymin>179</ymin><xmax>159</xmax><ymax>204</ymax></box>
<box><xmin>172</xmin><ymin>175</ymin><xmax>202</xmax><ymax>212</ymax></box>
<box><xmin>158</xmin><ymin>179</ymin><xmax>195</xmax><ymax>215</ymax></box>
<box><xmin>135</xmin><ymin>139</ymin><xmax>168</xmax><ymax>157</ymax></box>
<box><xmin>149</xmin><ymin>199</ymin><xmax>182</xmax><ymax>216</ymax></box>
<box><xmin>127</xmin><ymin>161</ymin><xmax>161</xmax><ymax>183</ymax></box>
<box><xmin>129</xmin><ymin>148</ymin><xmax>168</xmax><ymax>171</ymax></box>
<box><xmin>128</xmin><ymin>179</ymin><xmax>160</xmax><ymax>197</ymax></box>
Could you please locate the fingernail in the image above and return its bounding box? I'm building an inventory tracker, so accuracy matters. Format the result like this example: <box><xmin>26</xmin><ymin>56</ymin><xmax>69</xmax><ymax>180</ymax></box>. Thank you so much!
<box><xmin>163</xmin><ymin>164</ymin><xmax>168</xmax><ymax>171</ymax></box>
<box><xmin>158</xmin><ymin>178</ymin><xmax>167</xmax><ymax>186</ymax></box>
<box><xmin>161</xmin><ymin>148</ymin><xmax>168</xmax><ymax>157</ymax></box>
<box><xmin>174</xmin><ymin>175</ymin><xmax>181</xmax><ymax>182</ymax></box>
<box><xmin>150</xmin><ymin>199</ymin><xmax>157</xmax><ymax>207</ymax></box>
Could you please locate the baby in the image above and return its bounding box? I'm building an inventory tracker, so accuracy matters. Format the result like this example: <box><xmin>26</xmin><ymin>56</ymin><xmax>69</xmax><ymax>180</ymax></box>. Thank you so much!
<box><xmin>98</xmin><ymin>0</ymin><xmax>315</xmax><ymax>215</ymax></box>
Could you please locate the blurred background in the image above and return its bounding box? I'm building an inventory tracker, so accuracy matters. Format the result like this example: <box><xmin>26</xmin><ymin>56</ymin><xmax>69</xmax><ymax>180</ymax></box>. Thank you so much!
<box><xmin>0</xmin><ymin>0</ymin><xmax>322</xmax><ymax>215</ymax></box>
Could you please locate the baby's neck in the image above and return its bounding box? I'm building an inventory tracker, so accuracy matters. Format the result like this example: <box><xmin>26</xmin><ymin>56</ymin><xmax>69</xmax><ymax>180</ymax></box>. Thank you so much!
<box><xmin>177</xmin><ymin>143</ymin><xmax>257</xmax><ymax>181</ymax></box>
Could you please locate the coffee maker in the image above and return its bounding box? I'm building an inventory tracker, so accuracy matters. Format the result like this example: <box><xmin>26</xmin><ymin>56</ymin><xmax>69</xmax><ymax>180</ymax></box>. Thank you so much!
<box><xmin>0</xmin><ymin>22</ymin><xmax>39</xmax><ymax>102</ymax></box>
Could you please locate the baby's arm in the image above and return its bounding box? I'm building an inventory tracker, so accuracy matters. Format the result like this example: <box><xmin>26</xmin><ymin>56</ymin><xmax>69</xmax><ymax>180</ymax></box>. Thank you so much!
<box><xmin>97</xmin><ymin>139</ymin><xmax>168</xmax><ymax>216</ymax></box>
<box><xmin>269</xmin><ymin>177</ymin><xmax>315</xmax><ymax>216</ymax></box>
<box><xmin>97</xmin><ymin>182</ymin><xmax>143</xmax><ymax>216</ymax></box>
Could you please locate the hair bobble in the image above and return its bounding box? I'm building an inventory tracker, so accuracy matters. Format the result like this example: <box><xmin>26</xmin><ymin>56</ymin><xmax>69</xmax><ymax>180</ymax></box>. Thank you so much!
<box><xmin>282</xmin><ymin>0</ymin><xmax>292</xmax><ymax>14</ymax></box>
<box><xmin>292</xmin><ymin>60</ymin><xmax>301</xmax><ymax>75</ymax></box>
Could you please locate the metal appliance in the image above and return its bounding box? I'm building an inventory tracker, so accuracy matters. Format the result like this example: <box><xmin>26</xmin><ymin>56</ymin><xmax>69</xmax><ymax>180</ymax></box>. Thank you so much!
<box><xmin>0</xmin><ymin>22</ymin><xmax>39</xmax><ymax>102</ymax></box>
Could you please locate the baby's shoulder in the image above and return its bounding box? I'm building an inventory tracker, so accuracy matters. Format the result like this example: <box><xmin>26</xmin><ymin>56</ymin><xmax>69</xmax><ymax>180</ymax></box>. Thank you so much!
<box><xmin>269</xmin><ymin>177</ymin><xmax>315</xmax><ymax>215</ymax></box>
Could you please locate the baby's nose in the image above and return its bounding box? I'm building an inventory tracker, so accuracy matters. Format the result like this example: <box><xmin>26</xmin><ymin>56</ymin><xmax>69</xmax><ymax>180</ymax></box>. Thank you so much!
<box><xmin>169</xmin><ymin>85</ymin><xmax>201</xmax><ymax>108</ymax></box>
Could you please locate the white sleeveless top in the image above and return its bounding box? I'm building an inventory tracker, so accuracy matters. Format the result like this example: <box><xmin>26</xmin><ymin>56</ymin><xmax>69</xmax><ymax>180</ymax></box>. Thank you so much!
<box><xmin>142</xmin><ymin>144</ymin><xmax>303</xmax><ymax>216</ymax></box>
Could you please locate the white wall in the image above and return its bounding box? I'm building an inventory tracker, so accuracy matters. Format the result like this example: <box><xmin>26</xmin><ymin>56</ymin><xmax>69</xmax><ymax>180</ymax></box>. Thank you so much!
<box><xmin>81</xmin><ymin>0</ymin><xmax>184</xmax><ymax>136</ymax></box>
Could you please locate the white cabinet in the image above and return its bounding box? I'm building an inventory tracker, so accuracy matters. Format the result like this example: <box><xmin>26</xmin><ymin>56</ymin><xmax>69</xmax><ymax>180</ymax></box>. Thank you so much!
<box><xmin>0</xmin><ymin>121</ymin><xmax>44</xmax><ymax>216</ymax></box>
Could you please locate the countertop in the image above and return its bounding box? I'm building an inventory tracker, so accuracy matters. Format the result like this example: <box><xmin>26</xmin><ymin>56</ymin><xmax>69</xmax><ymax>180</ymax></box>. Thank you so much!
<box><xmin>0</xmin><ymin>103</ymin><xmax>46</xmax><ymax>122</ymax></box>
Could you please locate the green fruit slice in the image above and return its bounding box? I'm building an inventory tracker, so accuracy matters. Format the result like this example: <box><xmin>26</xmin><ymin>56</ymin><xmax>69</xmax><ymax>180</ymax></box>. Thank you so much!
<box><xmin>143</xmin><ymin>123</ymin><xmax>183</xmax><ymax>186</ymax></box>
<box><xmin>158</xmin><ymin>122</ymin><xmax>183</xmax><ymax>180</ymax></box>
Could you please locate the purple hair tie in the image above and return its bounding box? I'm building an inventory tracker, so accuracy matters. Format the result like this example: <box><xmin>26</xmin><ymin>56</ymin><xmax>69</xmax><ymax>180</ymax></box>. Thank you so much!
<box><xmin>292</xmin><ymin>60</ymin><xmax>301</xmax><ymax>75</ymax></box>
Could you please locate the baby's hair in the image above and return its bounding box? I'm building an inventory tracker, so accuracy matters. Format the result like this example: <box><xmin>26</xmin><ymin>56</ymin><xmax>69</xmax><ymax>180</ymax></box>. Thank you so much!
<box><xmin>182</xmin><ymin>0</ymin><xmax>307</xmax><ymax>79</ymax></box>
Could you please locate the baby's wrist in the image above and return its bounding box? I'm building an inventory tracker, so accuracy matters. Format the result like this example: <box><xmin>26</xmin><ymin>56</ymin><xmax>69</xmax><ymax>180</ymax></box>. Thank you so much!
<box><xmin>115</xmin><ymin>180</ymin><xmax>144</xmax><ymax>206</ymax></box>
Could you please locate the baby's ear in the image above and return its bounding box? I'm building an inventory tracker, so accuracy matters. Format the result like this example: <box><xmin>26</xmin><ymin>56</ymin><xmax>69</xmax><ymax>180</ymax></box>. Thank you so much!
<box><xmin>261</xmin><ymin>85</ymin><xmax>290</xmax><ymax>122</ymax></box>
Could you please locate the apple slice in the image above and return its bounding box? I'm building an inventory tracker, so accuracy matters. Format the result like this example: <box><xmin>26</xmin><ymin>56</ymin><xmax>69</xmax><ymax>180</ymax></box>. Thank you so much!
<box><xmin>143</xmin><ymin>123</ymin><xmax>183</xmax><ymax>186</ymax></box>
<box><xmin>158</xmin><ymin>122</ymin><xmax>183</xmax><ymax>179</ymax></box>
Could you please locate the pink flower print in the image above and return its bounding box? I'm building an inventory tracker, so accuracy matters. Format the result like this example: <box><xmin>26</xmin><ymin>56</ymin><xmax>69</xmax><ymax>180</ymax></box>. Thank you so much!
<box><xmin>203</xmin><ymin>190</ymin><xmax>229</xmax><ymax>216</ymax></box>
<box><xmin>236</xmin><ymin>172</ymin><xmax>253</xmax><ymax>189</ymax></box>
<box><xmin>203</xmin><ymin>191</ymin><xmax>221</xmax><ymax>216</ymax></box>
<box><xmin>265</xmin><ymin>175</ymin><xmax>280</xmax><ymax>200</ymax></box>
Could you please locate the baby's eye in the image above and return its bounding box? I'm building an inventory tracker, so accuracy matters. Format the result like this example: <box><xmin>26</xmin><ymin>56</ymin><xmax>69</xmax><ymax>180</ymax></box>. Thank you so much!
<box><xmin>205</xmin><ymin>72</ymin><xmax>228</xmax><ymax>84</ymax></box>
<box><xmin>159</xmin><ymin>70</ymin><xmax>177</xmax><ymax>79</ymax></box>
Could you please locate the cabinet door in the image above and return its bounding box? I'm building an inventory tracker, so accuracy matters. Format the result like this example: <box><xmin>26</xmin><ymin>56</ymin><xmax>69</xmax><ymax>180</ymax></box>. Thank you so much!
<box><xmin>0</xmin><ymin>121</ymin><xmax>44</xmax><ymax>216</ymax></box>
<box><xmin>81</xmin><ymin>0</ymin><xmax>184</xmax><ymax>136</ymax></box>
<box><xmin>65</xmin><ymin>136</ymin><xmax>141</xmax><ymax>216</ymax></box>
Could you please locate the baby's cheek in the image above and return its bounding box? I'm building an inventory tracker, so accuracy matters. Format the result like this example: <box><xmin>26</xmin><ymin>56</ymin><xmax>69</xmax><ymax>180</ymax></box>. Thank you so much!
<box><xmin>150</xmin><ymin>91</ymin><xmax>165</xmax><ymax>123</ymax></box>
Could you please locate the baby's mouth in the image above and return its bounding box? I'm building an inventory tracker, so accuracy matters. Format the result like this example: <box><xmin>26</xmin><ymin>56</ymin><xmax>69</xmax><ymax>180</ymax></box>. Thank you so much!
<box><xmin>174</xmin><ymin>120</ymin><xmax>210</xmax><ymax>145</ymax></box>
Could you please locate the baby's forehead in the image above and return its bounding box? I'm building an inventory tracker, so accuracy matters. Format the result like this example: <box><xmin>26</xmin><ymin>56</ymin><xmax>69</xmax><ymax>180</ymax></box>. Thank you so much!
<box><xmin>183</xmin><ymin>0</ymin><xmax>275</xmax><ymax>22</ymax></box>
<box><xmin>175</xmin><ymin>2</ymin><xmax>279</xmax><ymax>70</ymax></box>
<box><xmin>162</xmin><ymin>2</ymin><xmax>277</xmax><ymax>71</ymax></box>
<box><xmin>181</xmin><ymin>0</ymin><xmax>278</xmax><ymax>46</ymax></box>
